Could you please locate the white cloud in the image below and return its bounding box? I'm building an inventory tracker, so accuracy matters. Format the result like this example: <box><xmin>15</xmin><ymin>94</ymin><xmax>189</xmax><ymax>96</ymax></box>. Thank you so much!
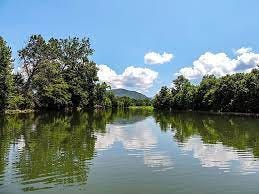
<box><xmin>235</xmin><ymin>47</ymin><xmax>252</xmax><ymax>55</ymax></box>
<box><xmin>97</xmin><ymin>65</ymin><xmax>158</xmax><ymax>91</ymax></box>
<box><xmin>177</xmin><ymin>47</ymin><xmax>259</xmax><ymax>80</ymax></box>
<box><xmin>144</xmin><ymin>52</ymin><xmax>174</xmax><ymax>65</ymax></box>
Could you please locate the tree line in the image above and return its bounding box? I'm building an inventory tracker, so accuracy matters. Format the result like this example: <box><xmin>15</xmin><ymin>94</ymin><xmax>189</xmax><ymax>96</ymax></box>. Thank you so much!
<box><xmin>3</xmin><ymin>34</ymin><xmax>258</xmax><ymax>114</ymax></box>
<box><xmin>0</xmin><ymin>35</ymin><xmax>150</xmax><ymax>112</ymax></box>
<box><xmin>154</xmin><ymin>69</ymin><xmax>259</xmax><ymax>113</ymax></box>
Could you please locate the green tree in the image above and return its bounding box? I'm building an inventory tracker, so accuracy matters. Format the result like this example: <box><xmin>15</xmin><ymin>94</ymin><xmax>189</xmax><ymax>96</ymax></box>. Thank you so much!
<box><xmin>155</xmin><ymin>67</ymin><xmax>259</xmax><ymax>113</ymax></box>
<box><xmin>18</xmin><ymin>35</ymin><xmax>99</xmax><ymax>110</ymax></box>
<box><xmin>32</xmin><ymin>60</ymin><xmax>71</xmax><ymax>109</ymax></box>
<box><xmin>153</xmin><ymin>86</ymin><xmax>171</xmax><ymax>110</ymax></box>
<box><xmin>171</xmin><ymin>75</ymin><xmax>196</xmax><ymax>110</ymax></box>
<box><xmin>94</xmin><ymin>82</ymin><xmax>109</xmax><ymax>107</ymax></box>
<box><xmin>195</xmin><ymin>75</ymin><xmax>217</xmax><ymax>110</ymax></box>
<box><xmin>58</xmin><ymin>37</ymin><xmax>97</xmax><ymax>109</ymax></box>
<box><xmin>105</xmin><ymin>91</ymin><xmax>118</xmax><ymax>108</ymax></box>
<box><xmin>243</xmin><ymin>69</ymin><xmax>259</xmax><ymax>112</ymax></box>
<box><xmin>0</xmin><ymin>37</ymin><xmax>14</xmax><ymax>111</ymax></box>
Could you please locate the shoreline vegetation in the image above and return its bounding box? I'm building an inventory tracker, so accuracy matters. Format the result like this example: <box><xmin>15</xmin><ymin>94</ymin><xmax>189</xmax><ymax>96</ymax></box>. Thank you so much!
<box><xmin>0</xmin><ymin>35</ymin><xmax>152</xmax><ymax>113</ymax></box>
<box><xmin>1</xmin><ymin>34</ymin><xmax>259</xmax><ymax>116</ymax></box>
<box><xmin>162</xmin><ymin>110</ymin><xmax>259</xmax><ymax>118</ymax></box>
<box><xmin>153</xmin><ymin>71</ymin><xmax>259</xmax><ymax>114</ymax></box>
<box><xmin>128</xmin><ymin>106</ymin><xmax>154</xmax><ymax>111</ymax></box>
<box><xmin>4</xmin><ymin>109</ymin><xmax>35</xmax><ymax>114</ymax></box>
<box><xmin>3</xmin><ymin>108</ymin><xmax>259</xmax><ymax>118</ymax></box>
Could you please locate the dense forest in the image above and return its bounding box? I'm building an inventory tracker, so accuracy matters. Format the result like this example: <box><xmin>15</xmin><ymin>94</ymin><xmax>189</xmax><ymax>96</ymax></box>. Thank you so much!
<box><xmin>0</xmin><ymin>35</ymin><xmax>150</xmax><ymax>112</ymax></box>
<box><xmin>154</xmin><ymin>71</ymin><xmax>259</xmax><ymax>113</ymax></box>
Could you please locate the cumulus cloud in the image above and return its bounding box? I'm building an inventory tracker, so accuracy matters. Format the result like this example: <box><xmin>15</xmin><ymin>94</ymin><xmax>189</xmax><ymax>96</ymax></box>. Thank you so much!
<box><xmin>97</xmin><ymin>65</ymin><xmax>158</xmax><ymax>91</ymax></box>
<box><xmin>144</xmin><ymin>52</ymin><xmax>174</xmax><ymax>65</ymax></box>
<box><xmin>176</xmin><ymin>47</ymin><xmax>259</xmax><ymax>80</ymax></box>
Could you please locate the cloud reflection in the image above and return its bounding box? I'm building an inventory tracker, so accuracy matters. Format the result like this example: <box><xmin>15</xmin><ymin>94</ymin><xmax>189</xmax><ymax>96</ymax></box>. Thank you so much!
<box><xmin>179</xmin><ymin>136</ymin><xmax>259</xmax><ymax>174</ymax></box>
<box><xmin>95</xmin><ymin>120</ymin><xmax>173</xmax><ymax>170</ymax></box>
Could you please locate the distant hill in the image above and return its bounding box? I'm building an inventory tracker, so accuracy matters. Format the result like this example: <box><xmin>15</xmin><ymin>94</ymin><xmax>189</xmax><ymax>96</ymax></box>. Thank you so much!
<box><xmin>111</xmin><ymin>89</ymin><xmax>149</xmax><ymax>100</ymax></box>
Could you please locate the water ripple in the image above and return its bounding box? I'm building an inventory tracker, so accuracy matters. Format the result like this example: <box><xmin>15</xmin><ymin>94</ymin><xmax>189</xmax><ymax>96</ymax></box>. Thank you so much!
<box><xmin>178</xmin><ymin>136</ymin><xmax>259</xmax><ymax>174</ymax></box>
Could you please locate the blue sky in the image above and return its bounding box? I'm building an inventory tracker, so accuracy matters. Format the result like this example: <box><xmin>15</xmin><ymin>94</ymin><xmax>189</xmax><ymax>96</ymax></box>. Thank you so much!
<box><xmin>1</xmin><ymin>0</ymin><xmax>259</xmax><ymax>96</ymax></box>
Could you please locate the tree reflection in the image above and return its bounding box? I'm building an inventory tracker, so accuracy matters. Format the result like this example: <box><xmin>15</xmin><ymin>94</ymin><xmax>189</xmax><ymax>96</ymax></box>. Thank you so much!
<box><xmin>0</xmin><ymin>111</ymin><xmax>106</xmax><ymax>191</ymax></box>
<box><xmin>0</xmin><ymin>109</ymin><xmax>152</xmax><ymax>191</ymax></box>
<box><xmin>154</xmin><ymin>111</ymin><xmax>259</xmax><ymax>157</ymax></box>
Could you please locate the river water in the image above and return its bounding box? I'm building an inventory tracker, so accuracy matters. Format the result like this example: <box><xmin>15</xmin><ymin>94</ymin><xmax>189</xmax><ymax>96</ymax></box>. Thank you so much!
<box><xmin>1</xmin><ymin>110</ymin><xmax>259</xmax><ymax>193</ymax></box>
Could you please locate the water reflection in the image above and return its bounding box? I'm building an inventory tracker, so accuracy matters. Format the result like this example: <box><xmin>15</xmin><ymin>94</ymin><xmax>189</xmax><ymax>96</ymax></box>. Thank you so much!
<box><xmin>179</xmin><ymin>136</ymin><xmax>259</xmax><ymax>174</ymax></box>
<box><xmin>95</xmin><ymin>120</ymin><xmax>173</xmax><ymax>169</ymax></box>
<box><xmin>0</xmin><ymin>109</ymin><xmax>154</xmax><ymax>192</ymax></box>
<box><xmin>0</xmin><ymin>112</ymin><xmax>98</xmax><ymax>191</ymax></box>
<box><xmin>154</xmin><ymin>112</ymin><xmax>259</xmax><ymax>174</ymax></box>
<box><xmin>1</xmin><ymin>110</ymin><xmax>259</xmax><ymax>193</ymax></box>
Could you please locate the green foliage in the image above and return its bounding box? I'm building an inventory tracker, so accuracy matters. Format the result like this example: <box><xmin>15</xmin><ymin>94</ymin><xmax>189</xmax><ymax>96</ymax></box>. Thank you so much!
<box><xmin>32</xmin><ymin>61</ymin><xmax>71</xmax><ymax>109</ymax></box>
<box><xmin>105</xmin><ymin>90</ymin><xmax>118</xmax><ymax>108</ymax></box>
<box><xmin>0</xmin><ymin>35</ymin><xmax>152</xmax><ymax>112</ymax></box>
<box><xmin>153</xmin><ymin>86</ymin><xmax>172</xmax><ymax>109</ymax></box>
<box><xmin>16</xmin><ymin>35</ymin><xmax>98</xmax><ymax>110</ymax></box>
<box><xmin>154</xmin><ymin>70</ymin><xmax>259</xmax><ymax>113</ymax></box>
<box><xmin>3</xmin><ymin>34</ymin><xmax>259</xmax><ymax>114</ymax></box>
<box><xmin>114</xmin><ymin>96</ymin><xmax>152</xmax><ymax>109</ymax></box>
<box><xmin>0</xmin><ymin>37</ymin><xmax>15</xmax><ymax>111</ymax></box>
<box><xmin>116</xmin><ymin>96</ymin><xmax>133</xmax><ymax>108</ymax></box>
<box><xmin>195</xmin><ymin>75</ymin><xmax>217</xmax><ymax>110</ymax></box>
<box><xmin>171</xmin><ymin>76</ymin><xmax>197</xmax><ymax>110</ymax></box>
<box><xmin>94</xmin><ymin>82</ymin><xmax>110</xmax><ymax>107</ymax></box>
<box><xmin>129</xmin><ymin>106</ymin><xmax>154</xmax><ymax>111</ymax></box>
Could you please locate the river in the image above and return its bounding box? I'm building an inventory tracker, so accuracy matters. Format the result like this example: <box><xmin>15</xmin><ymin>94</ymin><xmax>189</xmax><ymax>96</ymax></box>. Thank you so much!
<box><xmin>1</xmin><ymin>110</ymin><xmax>259</xmax><ymax>193</ymax></box>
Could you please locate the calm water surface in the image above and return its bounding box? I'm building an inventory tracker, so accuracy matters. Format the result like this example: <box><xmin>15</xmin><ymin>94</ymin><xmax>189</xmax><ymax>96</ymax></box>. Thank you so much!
<box><xmin>1</xmin><ymin>110</ymin><xmax>259</xmax><ymax>193</ymax></box>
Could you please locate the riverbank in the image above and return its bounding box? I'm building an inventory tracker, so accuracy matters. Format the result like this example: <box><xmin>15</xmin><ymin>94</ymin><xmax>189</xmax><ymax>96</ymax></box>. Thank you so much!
<box><xmin>3</xmin><ymin>107</ymin><xmax>259</xmax><ymax>118</ymax></box>
<box><xmin>4</xmin><ymin>109</ymin><xmax>35</xmax><ymax>114</ymax></box>
<box><xmin>166</xmin><ymin>110</ymin><xmax>259</xmax><ymax>118</ymax></box>
<box><xmin>128</xmin><ymin>106</ymin><xmax>154</xmax><ymax>111</ymax></box>
<box><xmin>198</xmin><ymin>110</ymin><xmax>259</xmax><ymax>117</ymax></box>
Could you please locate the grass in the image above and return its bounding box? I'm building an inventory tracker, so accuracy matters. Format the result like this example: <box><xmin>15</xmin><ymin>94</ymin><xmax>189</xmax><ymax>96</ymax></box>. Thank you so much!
<box><xmin>128</xmin><ymin>106</ymin><xmax>154</xmax><ymax>111</ymax></box>
<box><xmin>4</xmin><ymin>109</ymin><xmax>35</xmax><ymax>114</ymax></box>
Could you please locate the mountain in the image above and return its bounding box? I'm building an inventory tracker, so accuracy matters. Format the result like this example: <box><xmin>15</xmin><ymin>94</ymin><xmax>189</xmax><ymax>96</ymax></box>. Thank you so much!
<box><xmin>111</xmin><ymin>89</ymin><xmax>149</xmax><ymax>100</ymax></box>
